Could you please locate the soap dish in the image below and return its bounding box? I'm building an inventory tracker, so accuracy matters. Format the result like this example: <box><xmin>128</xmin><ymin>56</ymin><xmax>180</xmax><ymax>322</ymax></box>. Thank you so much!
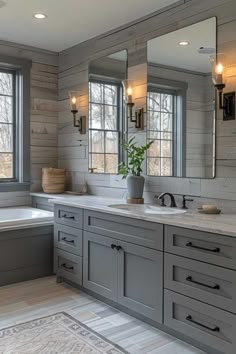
<box><xmin>198</xmin><ymin>208</ymin><xmax>221</xmax><ymax>215</ymax></box>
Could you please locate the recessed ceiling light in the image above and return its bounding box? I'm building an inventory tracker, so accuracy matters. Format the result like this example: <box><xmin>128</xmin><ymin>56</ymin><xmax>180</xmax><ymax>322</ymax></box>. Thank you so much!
<box><xmin>178</xmin><ymin>41</ymin><xmax>190</xmax><ymax>46</ymax></box>
<box><xmin>33</xmin><ymin>13</ymin><xmax>47</xmax><ymax>20</ymax></box>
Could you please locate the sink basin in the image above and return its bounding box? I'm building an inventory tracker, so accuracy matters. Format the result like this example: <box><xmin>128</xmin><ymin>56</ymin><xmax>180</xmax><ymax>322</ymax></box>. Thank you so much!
<box><xmin>108</xmin><ymin>204</ymin><xmax>187</xmax><ymax>215</ymax></box>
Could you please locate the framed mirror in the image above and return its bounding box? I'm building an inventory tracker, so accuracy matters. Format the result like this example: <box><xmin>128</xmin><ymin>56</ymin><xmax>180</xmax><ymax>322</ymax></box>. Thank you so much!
<box><xmin>88</xmin><ymin>50</ymin><xmax>127</xmax><ymax>174</ymax></box>
<box><xmin>147</xmin><ymin>17</ymin><xmax>216</xmax><ymax>178</ymax></box>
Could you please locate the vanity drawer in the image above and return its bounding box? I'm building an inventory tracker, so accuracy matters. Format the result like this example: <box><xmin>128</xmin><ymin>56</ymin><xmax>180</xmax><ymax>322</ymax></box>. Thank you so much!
<box><xmin>165</xmin><ymin>225</ymin><xmax>236</xmax><ymax>270</ymax></box>
<box><xmin>164</xmin><ymin>290</ymin><xmax>236</xmax><ymax>354</ymax></box>
<box><xmin>164</xmin><ymin>253</ymin><xmax>236</xmax><ymax>313</ymax></box>
<box><xmin>54</xmin><ymin>248</ymin><xmax>82</xmax><ymax>286</ymax></box>
<box><xmin>84</xmin><ymin>210</ymin><xmax>163</xmax><ymax>250</ymax></box>
<box><xmin>54</xmin><ymin>205</ymin><xmax>83</xmax><ymax>229</ymax></box>
<box><xmin>54</xmin><ymin>224</ymin><xmax>83</xmax><ymax>256</ymax></box>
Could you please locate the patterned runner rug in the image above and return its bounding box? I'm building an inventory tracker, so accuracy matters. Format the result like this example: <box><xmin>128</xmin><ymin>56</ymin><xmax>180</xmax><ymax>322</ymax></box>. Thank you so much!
<box><xmin>0</xmin><ymin>312</ymin><xmax>129</xmax><ymax>353</ymax></box>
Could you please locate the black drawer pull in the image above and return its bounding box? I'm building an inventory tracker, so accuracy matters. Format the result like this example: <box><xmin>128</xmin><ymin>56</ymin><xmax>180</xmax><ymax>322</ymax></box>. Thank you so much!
<box><xmin>186</xmin><ymin>315</ymin><xmax>220</xmax><ymax>332</ymax></box>
<box><xmin>61</xmin><ymin>263</ymin><xmax>74</xmax><ymax>270</ymax></box>
<box><xmin>186</xmin><ymin>242</ymin><xmax>220</xmax><ymax>253</ymax></box>
<box><xmin>186</xmin><ymin>276</ymin><xmax>220</xmax><ymax>290</ymax></box>
<box><xmin>62</xmin><ymin>237</ymin><xmax>75</xmax><ymax>244</ymax></box>
<box><xmin>62</xmin><ymin>214</ymin><xmax>75</xmax><ymax>220</ymax></box>
<box><xmin>111</xmin><ymin>244</ymin><xmax>117</xmax><ymax>249</ymax></box>
<box><xmin>116</xmin><ymin>245</ymin><xmax>122</xmax><ymax>251</ymax></box>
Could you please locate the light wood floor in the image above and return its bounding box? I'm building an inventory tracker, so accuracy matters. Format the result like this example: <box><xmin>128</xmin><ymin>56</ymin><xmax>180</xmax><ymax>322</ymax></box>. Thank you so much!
<box><xmin>0</xmin><ymin>277</ymin><xmax>206</xmax><ymax>354</ymax></box>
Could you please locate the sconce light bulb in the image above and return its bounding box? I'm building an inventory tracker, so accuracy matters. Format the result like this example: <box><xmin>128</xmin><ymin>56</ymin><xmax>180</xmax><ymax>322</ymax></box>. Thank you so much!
<box><xmin>216</xmin><ymin>63</ymin><xmax>224</xmax><ymax>75</ymax></box>
<box><xmin>127</xmin><ymin>87</ymin><xmax>133</xmax><ymax>96</ymax></box>
<box><xmin>72</xmin><ymin>96</ymin><xmax>77</xmax><ymax>105</ymax></box>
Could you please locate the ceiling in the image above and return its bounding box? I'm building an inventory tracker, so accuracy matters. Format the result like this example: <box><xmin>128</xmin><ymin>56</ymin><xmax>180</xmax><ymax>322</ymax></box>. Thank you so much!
<box><xmin>148</xmin><ymin>17</ymin><xmax>216</xmax><ymax>73</ymax></box>
<box><xmin>0</xmin><ymin>0</ymin><xmax>180</xmax><ymax>52</ymax></box>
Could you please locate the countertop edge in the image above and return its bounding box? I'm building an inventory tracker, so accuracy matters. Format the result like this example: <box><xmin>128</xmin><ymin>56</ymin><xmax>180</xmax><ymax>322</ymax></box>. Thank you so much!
<box><xmin>50</xmin><ymin>199</ymin><xmax>236</xmax><ymax>238</ymax></box>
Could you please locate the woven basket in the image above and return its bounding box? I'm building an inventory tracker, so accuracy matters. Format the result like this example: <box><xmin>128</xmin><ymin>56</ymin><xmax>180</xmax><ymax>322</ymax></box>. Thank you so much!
<box><xmin>42</xmin><ymin>168</ymin><xmax>66</xmax><ymax>194</ymax></box>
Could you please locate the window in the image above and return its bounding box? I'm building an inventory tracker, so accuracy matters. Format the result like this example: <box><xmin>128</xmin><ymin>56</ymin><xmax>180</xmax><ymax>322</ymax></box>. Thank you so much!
<box><xmin>0</xmin><ymin>70</ymin><xmax>16</xmax><ymax>180</ymax></box>
<box><xmin>0</xmin><ymin>56</ymin><xmax>31</xmax><ymax>191</ymax></box>
<box><xmin>89</xmin><ymin>80</ymin><xmax>123</xmax><ymax>174</ymax></box>
<box><xmin>147</xmin><ymin>90</ymin><xmax>175</xmax><ymax>176</ymax></box>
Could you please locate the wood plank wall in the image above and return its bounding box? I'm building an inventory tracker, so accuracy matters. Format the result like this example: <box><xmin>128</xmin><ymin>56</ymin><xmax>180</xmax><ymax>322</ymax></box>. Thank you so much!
<box><xmin>58</xmin><ymin>0</ymin><xmax>236</xmax><ymax>207</ymax></box>
<box><xmin>0</xmin><ymin>41</ymin><xmax>58</xmax><ymax>206</ymax></box>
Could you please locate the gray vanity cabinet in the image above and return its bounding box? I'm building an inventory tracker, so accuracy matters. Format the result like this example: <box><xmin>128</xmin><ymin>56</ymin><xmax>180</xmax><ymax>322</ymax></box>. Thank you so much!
<box><xmin>83</xmin><ymin>231</ymin><xmax>118</xmax><ymax>301</ymax></box>
<box><xmin>83</xmin><ymin>231</ymin><xmax>163</xmax><ymax>323</ymax></box>
<box><xmin>117</xmin><ymin>240</ymin><xmax>163</xmax><ymax>323</ymax></box>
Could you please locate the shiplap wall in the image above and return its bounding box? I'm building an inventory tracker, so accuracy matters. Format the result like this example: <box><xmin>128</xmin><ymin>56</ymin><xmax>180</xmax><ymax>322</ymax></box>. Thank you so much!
<box><xmin>58</xmin><ymin>0</ymin><xmax>236</xmax><ymax>207</ymax></box>
<box><xmin>0</xmin><ymin>41</ymin><xmax>58</xmax><ymax>206</ymax></box>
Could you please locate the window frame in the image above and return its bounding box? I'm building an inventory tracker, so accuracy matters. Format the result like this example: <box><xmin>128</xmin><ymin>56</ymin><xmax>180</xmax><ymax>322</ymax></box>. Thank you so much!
<box><xmin>0</xmin><ymin>55</ymin><xmax>31</xmax><ymax>192</ymax></box>
<box><xmin>146</xmin><ymin>77</ymin><xmax>187</xmax><ymax>177</ymax></box>
<box><xmin>89</xmin><ymin>78</ymin><xmax>125</xmax><ymax>174</ymax></box>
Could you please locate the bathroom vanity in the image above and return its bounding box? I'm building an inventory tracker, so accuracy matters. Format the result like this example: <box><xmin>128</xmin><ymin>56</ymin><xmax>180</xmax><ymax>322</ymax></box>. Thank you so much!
<box><xmin>44</xmin><ymin>195</ymin><xmax>236</xmax><ymax>354</ymax></box>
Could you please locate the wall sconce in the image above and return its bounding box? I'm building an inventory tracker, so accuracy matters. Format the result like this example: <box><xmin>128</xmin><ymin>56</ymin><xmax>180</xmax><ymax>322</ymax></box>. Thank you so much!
<box><xmin>69</xmin><ymin>91</ymin><xmax>87</xmax><ymax>134</ymax></box>
<box><xmin>210</xmin><ymin>54</ymin><xmax>235</xmax><ymax>121</ymax></box>
<box><xmin>122</xmin><ymin>80</ymin><xmax>144</xmax><ymax>129</ymax></box>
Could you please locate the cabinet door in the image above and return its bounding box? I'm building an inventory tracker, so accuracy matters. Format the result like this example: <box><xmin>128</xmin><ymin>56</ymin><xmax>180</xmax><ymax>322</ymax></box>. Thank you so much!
<box><xmin>83</xmin><ymin>231</ymin><xmax>118</xmax><ymax>301</ymax></box>
<box><xmin>117</xmin><ymin>241</ymin><xmax>163</xmax><ymax>323</ymax></box>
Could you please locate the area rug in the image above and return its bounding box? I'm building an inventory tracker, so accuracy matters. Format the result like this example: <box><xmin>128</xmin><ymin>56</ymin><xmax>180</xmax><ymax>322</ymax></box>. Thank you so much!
<box><xmin>0</xmin><ymin>312</ymin><xmax>129</xmax><ymax>354</ymax></box>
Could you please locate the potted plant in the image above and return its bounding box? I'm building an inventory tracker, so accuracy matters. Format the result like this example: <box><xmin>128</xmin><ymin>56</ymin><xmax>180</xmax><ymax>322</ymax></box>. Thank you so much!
<box><xmin>118</xmin><ymin>137</ymin><xmax>153</xmax><ymax>200</ymax></box>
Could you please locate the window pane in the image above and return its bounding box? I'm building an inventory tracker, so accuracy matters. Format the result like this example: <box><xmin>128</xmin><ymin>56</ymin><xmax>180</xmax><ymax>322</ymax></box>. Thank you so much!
<box><xmin>161</xmin><ymin>113</ymin><xmax>172</xmax><ymax>131</ymax></box>
<box><xmin>0</xmin><ymin>153</ymin><xmax>13</xmax><ymax>178</ymax></box>
<box><xmin>90</xmin><ymin>103</ymin><xmax>102</xmax><ymax>129</ymax></box>
<box><xmin>161</xmin><ymin>158</ymin><xmax>172</xmax><ymax>176</ymax></box>
<box><xmin>90</xmin><ymin>130</ymin><xmax>104</xmax><ymax>153</ymax></box>
<box><xmin>148</xmin><ymin>92</ymin><xmax>160</xmax><ymax>111</ymax></box>
<box><xmin>105</xmin><ymin>131</ymin><xmax>118</xmax><ymax>154</ymax></box>
<box><xmin>0</xmin><ymin>72</ymin><xmax>13</xmax><ymax>96</ymax></box>
<box><xmin>147</xmin><ymin>131</ymin><xmax>161</xmax><ymax>140</ymax></box>
<box><xmin>0</xmin><ymin>96</ymin><xmax>13</xmax><ymax>123</ymax></box>
<box><xmin>105</xmin><ymin>154</ymin><xmax>118</xmax><ymax>174</ymax></box>
<box><xmin>148</xmin><ymin>158</ymin><xmax>160</xmax><ymax>176</ymax></box>
<box><xmin>89</xmin><ymin>80</ymin><xmax>121</xmax><ymax>174</ymax></box>
<box><xmin>104</xmin><ymin>105</ymin><xmax>117</xmax><ymax>130</ymax></box>
<box><xmin>161</xmin><ymin>140</ymin><xmax>172</xmax><ymax>158</ymax></box>
<box><xmin>90</xmin><ymin>82</ymin><xmax>102</xmax><ymax>103</ymax></box>
<box><xmin>161</xmin><ymin>131</ymin><xmax>172</xmax><ymax>140</ymax></box>
<box><xmin>104</xmin><ymin>84</ymin><xmax>117</xmax><ymax>105</ymax></box>
<box><xmin>90</xmin><ymin>153</ymin><xmax>104</xmax><ymax>173</ymax></box>
<box><xmin>148</xmin><ymin>140</ymin><xmax>160</xmax><ymax>157</ymax></box>
<box><xmin>148</xmin><ymin>111</ymin><xmax>160</xmax><ymax>131</ymax></box>
<box><xmin>147</xmin><ymin>89</ymin><xmax>175</xmax><ymax>177</ymax></box>
<box><xmin>161</xmin><ymin>94</ymin><xmax>173</xmax><ymax>113</ymax></box>
<box><xmin>0</xmin><ymin>124</ymin><xmax>13</xmax><ymax>152</ymax></box>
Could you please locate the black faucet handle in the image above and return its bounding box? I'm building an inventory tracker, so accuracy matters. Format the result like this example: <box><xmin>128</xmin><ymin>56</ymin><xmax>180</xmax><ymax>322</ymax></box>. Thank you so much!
<box><xmin>182</xmin><ymin>195</ymin><xmax>194</xmax><ymax>209</ymax></box>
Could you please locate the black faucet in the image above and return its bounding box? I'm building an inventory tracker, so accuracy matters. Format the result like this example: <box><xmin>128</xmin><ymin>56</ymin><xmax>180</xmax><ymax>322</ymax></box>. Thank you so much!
<box><xmin>155</xmin><ymin>193</ymin><xmax>177</xmax><ymax>208</ymax></box>
<box><xmin>182</xmin><ymin>195</ymin><xmax>194</xmax><ymax>209</ymax></box>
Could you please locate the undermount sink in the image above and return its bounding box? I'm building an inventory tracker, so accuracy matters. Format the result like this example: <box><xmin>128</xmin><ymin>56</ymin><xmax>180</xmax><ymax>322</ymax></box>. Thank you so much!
<box><xmin>108</xmin><ymin>204</ymin><xmax>187</xmax><ymax>215</ymax></box>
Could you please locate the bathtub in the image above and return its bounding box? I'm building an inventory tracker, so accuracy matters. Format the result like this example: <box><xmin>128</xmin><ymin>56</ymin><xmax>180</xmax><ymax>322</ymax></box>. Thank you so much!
<box><xmin>0</xmin><ymin>206</ymin><xmax>54</xmax><ymax>230</ymax></box>
<box><xmin>0</xmin><ymin>207</ymin><xmax>54</xmax><ymax>286</ymax></box>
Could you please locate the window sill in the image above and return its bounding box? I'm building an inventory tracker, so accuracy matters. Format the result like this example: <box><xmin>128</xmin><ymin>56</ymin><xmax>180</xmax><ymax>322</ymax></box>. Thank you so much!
<box><xmin>0</xmin><ymin>182</ymin><xmax>30</xmax><ymax>193</ymax></box>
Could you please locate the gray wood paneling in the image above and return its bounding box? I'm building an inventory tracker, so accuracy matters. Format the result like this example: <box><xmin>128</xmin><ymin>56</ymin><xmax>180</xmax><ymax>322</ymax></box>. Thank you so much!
<box><xmin>57</xmin><ymin>0</ymin><xmax>236</xmax><ymax>206</ymax></box>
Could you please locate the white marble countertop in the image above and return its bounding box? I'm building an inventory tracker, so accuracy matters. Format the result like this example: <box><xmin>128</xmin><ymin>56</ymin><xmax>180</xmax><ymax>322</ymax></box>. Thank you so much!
<box><xmin>48</xmin><ymin>195</ymin><xmax>236</xmax><ymax>238</ymax></box>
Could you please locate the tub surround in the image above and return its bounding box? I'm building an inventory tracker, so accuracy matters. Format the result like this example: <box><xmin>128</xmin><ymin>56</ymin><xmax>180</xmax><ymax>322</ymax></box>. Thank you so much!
<box><xmin>0</xmin><ymin>207</ymin><xmax>54</xmax><ymax>286</ymax></box>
